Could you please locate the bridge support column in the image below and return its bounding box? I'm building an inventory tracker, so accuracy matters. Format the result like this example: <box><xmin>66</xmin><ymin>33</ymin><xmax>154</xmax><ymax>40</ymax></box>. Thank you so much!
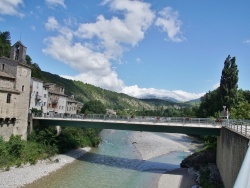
<box><xmin>216</xmin><ymin>127</ymin><xmax>249</xmax><ymax>188</ymax></box>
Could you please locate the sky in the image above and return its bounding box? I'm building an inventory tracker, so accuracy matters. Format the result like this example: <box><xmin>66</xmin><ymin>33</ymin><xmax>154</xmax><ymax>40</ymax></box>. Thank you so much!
<box><xmin>1</xmin><ymin>0</ymin><xmax>250</xmax><ymax>102</ymax></box>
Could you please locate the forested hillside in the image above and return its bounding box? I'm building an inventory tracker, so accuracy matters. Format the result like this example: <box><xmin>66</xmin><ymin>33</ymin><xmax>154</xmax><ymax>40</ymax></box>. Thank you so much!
<box><xmin>41</xmin><ymin>71</ymin><xmax>155</xmax><ymax>112</ymax></box>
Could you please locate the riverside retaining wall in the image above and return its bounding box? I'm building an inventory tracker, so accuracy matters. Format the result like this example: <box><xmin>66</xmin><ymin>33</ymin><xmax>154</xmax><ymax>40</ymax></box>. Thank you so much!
<box><xmin>217</xmin><ymin>127</ymin><xmax>249</xmax><ymax>188</ymax></box>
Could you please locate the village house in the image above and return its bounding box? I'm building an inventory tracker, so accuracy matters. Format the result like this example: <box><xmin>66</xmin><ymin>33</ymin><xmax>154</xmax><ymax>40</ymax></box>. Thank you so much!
<box><xmin>65</xmin><ymin>96</ymin><xmax>78</xmax><ymax>115</ymax></box>
<box><xmin>30</xmin><ymin>80</ymin><xmax>84</xmax><ymax>117</ymax></box>
<box><xmin>44</xmin><ymin>83</ymin><xmax>67</xmax><ymax>116</ymax></box>
<box><xmin>29</xmin><ymin>77</ymin><xmax>49</xmax><ymax>115</ymax></box>
<box><xmin>0</xmin><ymin>41</ymin><xmax>31</xmax><ymax>141</ymax></box>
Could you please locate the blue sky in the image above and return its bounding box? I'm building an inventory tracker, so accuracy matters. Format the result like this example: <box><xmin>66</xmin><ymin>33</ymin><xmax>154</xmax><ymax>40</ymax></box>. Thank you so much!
<box><xmin>1</xmin><ymin>0</ymin><xmax>250</xmax><ymax>101</ymax></box>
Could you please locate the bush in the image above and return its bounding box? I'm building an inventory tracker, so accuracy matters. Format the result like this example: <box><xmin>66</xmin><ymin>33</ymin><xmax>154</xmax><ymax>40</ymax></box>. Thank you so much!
<box><xmin>0</xmin><ymin>127</ymin><xmax>101</xmax><ymax>169</ymax></box>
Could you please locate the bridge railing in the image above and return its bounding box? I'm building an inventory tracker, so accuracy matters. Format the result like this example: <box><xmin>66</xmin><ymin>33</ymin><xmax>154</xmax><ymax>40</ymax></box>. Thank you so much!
<box><xmin>32</xmin><ymin>113</ymin><xmax>224</xmax><ymax>126</ymax></box>
<box><xmin>225</xmin><ymin>119</ymin><xmax>250</xmax><ymax>138</ymax></box>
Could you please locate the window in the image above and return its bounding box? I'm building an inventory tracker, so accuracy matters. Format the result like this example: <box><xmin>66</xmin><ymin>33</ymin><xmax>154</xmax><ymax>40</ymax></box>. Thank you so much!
<box><xmin>44</xmin><ymin>94</ymin><xmax>47</xmax><ymax>98</ymax></box>
<box><xmin>15</xmin><ymin>45</ymin><xmax>20</xmax><ymax>60</ymax></box>
<box><xmin>44</xmin><ymin>102</ymin><xmax>46</xmax><ymax>106</ymax></box>
<box><xmin>22</xmin><ymin>85</ymin><xmax>24</xmax><ymax>91</ymax></box>
<box><xmin>6</xmin><ymin>93</ymin><xmax>11</xmax><ymax>103</ymax></box>
<box><xmin>1</xmin><ymin>64</ymin><xmax>4</xmax><ymax>70</ymax></box>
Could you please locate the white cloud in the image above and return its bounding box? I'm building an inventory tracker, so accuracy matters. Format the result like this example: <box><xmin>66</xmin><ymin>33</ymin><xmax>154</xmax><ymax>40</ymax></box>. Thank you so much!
<box><xmin>43</xmin><ymin>1</ymin><xmax>201</xmax><ymax>102</ymax></box>
<box><xmin>45</xmin><ymin>0</ymin><xmax>66</xmax><ymax>9</ymax></box>
<box><xmin>0</xmin><ymin>0</ymin><xmax>24</xmax><ymax>17</ymax></box>
<box><xmin>213</xmin><ymin>83</ymin><xmax>220</xmax><ymax>89</ymax></box>
<box><xmin>155</xmin><ymin>7</ymin><xmax>185</xmax><ymax>42</ymax></box>
<box><xmin>243</xmin><ymin>39</ymin><xmax>250</xmax><ymax>44</ymax></box>
<box><xmin>61</xmin><ymin>71</ymin><xmax>124</xmax><ymax>92</ymax></box>
<box><xmin>63</xmin><ymin>17</ymin><xmax>77</xmax><ymax>27</ymax></box>
<box><xmin>136</xmin><ymin>58</ymin><xmax>141</xmax><ymax>63</ymax></box>
<box><xmin>122</xmin><ymin>85</ymin><xmax>204</xmax><ymax>102</ymax></box>
<box><xmin>45</xmin><ymin>16</ymin><xmax>60</xmax><ymax>31</ymax></box>
<box><xmin>30</xmin><ymin>25</ymin><xmax>36</xmax><ymax>31</ymax></box>
<box><xmin>75</xmin><ymin>0</ymin><xmax>155</xmax><ymax>58</ymax></box>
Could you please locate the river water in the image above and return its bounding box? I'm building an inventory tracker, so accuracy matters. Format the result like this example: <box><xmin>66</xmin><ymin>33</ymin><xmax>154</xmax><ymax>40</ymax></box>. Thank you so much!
<box><xmin>25</xmin><ymin>130</ymin><xmax>198</xmax><ymax>188</ymax></box>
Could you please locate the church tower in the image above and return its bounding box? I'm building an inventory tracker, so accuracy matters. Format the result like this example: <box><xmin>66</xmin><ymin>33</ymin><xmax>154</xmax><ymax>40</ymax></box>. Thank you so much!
<box><xmin>10</xmin><ymin>41</ymin><xmax>27</xmax><ymax>63</ymax></box>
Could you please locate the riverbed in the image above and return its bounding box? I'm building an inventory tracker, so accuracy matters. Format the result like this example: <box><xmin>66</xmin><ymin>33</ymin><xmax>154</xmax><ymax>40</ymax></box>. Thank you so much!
<box><xmin>0</xmin><ymin>130</ymin><xmax>199</xmax><ymax>188</ymax></box>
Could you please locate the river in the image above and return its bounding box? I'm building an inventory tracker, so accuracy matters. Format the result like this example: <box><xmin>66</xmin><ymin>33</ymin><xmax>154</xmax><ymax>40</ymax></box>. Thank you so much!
<box><xmin>24</xmin><ymin>130</ymin><xmax>199</xmax><ymax>188</ymax></box>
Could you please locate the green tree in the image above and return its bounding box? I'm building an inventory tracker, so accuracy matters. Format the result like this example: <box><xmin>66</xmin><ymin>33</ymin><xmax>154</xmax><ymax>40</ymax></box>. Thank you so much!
<box><xmin>197</xmin><ymin>56</ymin><xmax>239</xmax><ymax>118</ymax></box>
<box><xmin>230</xmin><ymin>101</ymin><xmax>250</xmax><ymax>119</ymax></box>
<box><xmin>0</xmin><ymin>31</ymin><xmax>11</xmax><ymax>57</ymax></box>
<box><xmin>26</xmin><ymin>55</ymin><xmax>44</xmax><ymax>80</ymax></box>
<box><xmin>197</xmin><ymin>89</ymin><xmax>221</xmax><ymax>117</ymax></box>
<box><xmin>81</xmin><ymin>100</ymin><xmax>106</xmax><ymax>114</ymax></box>
<box><xmin>219</xmin><ymin>55</ymin><xmax>239</xmax><ymax>110</ymax></box>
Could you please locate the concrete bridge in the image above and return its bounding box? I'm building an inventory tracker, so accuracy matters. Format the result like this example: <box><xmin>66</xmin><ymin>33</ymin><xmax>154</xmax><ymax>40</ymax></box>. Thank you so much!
<box><xmin>32</xmin><ymin>114</ymin><xmax>224</xmax><ymax>136</ymax></box>
<box><xmin>31</xmin><ymin>114</ymin><xmax>250</xmax><ymax>187</ymax></box>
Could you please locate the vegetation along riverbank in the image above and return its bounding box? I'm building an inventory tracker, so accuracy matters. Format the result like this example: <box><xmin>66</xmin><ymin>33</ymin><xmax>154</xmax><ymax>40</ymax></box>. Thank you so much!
<box><xmin>0</xmin><ymin>127</ymin><xmax>101</xmax><ymax>170</ymax></box>
<box><xmin>181</xmin><ymin>135</ymin><xmax>224</xmax><ymax>187</ymax></box>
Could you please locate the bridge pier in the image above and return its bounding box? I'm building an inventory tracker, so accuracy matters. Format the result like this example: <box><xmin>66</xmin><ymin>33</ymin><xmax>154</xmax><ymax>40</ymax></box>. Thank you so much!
<box><xmin>216</xmin><ymin>127</ymin><xmax>249</xmax><ymax>188</ymax></box>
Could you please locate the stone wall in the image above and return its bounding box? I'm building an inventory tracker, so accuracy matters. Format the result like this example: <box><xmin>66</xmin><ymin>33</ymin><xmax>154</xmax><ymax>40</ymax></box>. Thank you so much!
<box><xmin>217</xmin><ymin>127</ymin><xmax>249</xmax><ymax>188</ymax></box>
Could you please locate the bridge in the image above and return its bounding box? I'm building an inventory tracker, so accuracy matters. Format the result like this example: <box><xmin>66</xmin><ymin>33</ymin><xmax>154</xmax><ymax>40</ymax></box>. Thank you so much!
<box><xmin>31</xmin><ymin>114</ymin><xmax>250</xmax><ymax>137</ymax></box>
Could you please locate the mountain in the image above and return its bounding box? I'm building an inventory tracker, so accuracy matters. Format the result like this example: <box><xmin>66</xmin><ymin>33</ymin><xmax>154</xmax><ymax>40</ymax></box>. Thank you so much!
<box><xmin>185</xmin><ymin>98</ymin><xmax>201</xmax><ymax>105</ymax></box>
<box><xmin>40</xmin><ymin>71</ymin><xmax>155</xmax><ymax>111</ymax></box>
<box><xmin>38</xmin><ymin>71</ymin><xmax>196</xmax><ymax>111</ymax></box>
<box><xmin>140</xmin><ymin>98</ymin><xmax>193</xmax><ymax>108</ymax></box>
<box><xmin>139</xmin><ymin>95</ymin><xmax>180</xmax><ymax>103</ymax></box>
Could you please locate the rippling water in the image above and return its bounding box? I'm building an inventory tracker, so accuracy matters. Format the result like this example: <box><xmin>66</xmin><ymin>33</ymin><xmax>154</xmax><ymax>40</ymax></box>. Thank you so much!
<box><xmin>24</xmin><ymin>130</ymin><xmax>196</xmax><ymax>188</ymax></box>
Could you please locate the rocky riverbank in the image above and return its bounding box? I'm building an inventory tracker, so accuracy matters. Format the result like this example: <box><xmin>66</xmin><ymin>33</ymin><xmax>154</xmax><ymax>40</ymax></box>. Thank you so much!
<box><xmin>0</xmin><ymin>147</ymin><xmax>91</xmax><ymax>188</ymax></box>
<box><xmin>129</xmin><ymin>131</ymin><xmax>198</xmax><ymax>188</ymax></box>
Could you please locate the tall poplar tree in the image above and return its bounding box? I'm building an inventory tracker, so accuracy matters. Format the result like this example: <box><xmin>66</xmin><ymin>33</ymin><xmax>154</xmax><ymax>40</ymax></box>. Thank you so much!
<box><xmin>219</xmin><ymin>55</ymin><xmax>239</xmax><ymax>110</ymax></box>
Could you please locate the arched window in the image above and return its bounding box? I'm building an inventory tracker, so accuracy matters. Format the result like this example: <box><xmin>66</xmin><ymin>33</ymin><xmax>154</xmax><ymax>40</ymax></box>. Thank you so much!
<box><xmin>22</xmin><ymin>85</ymin><xmax>25</xmax><ymax>91</ymax></box>
<box><xmin>15</xmin><ymin>45</ymin><xmax>20</xmax><ymax>60</ymax></box>
<box><xmin>6</xmin><ymin>93</ymin><xmax>11</xmax><ymax>103</ymax></box>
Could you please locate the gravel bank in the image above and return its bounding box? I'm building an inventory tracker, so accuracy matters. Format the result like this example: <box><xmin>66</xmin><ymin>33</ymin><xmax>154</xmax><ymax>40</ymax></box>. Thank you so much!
<box><xmin>129</xmin><ymin>131</ymin><xmax>197</xmax><ymax>188</ymax></box>
<box><xmin>0</xmin><ymin>147</ymin><xmax>91</xmax><ymax>188</ymax></box>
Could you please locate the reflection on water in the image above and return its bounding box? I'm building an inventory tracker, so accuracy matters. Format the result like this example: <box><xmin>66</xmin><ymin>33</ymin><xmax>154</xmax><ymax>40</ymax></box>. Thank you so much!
<box><xmin>24</xmin><ymin>130</ymin><xmax>194</xmax><ymax>188</ymax></box>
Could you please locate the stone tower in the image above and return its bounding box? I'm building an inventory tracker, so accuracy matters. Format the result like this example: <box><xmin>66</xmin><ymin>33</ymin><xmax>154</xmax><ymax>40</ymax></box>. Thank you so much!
<box><xmin>10</xmin><ymin>41</ymin><xmax>27</xmax><ymax>63</ymax></box>
<box><xmin>0</xmin><ymin>41</ymin><xmax>31</xmax><ymax>140</ymax></box>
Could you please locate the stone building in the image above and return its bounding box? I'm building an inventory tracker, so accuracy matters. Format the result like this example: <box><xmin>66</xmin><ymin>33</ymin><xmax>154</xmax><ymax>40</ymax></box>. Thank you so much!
<box><xmin>65</xmin><ymin>96</ymin><xmax>78</xmax><ymax>115</ymax></box>
<box><xmin>0</xmin><ymin>41</ymin><xmax>31</xmax><ymax>141</ymax></box>
<box><xmin>45</xmin><ymin>83</ymin><xmax>67</xmax><ymax>115</ymax></box>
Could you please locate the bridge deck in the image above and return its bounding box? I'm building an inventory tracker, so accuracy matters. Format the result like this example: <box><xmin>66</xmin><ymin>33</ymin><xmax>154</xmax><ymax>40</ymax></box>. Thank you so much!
<box><xmin>32</xmin><ymin>114</ymin><xmax>223</xmax><ymax>136</ymax></box>
<box><xmin>32</xmin><ymin>114</ymin><xmax>250</xmax><ymax>137</ymax></box>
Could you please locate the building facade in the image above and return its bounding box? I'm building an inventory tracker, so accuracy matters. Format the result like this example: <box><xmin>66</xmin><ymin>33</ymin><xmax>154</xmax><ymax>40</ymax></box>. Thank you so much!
<box><xmin>0</xmin><ymin>41</ymin><xmax>31</xmax><ymax>140</ymax></box>
<box><xmin>45</xmin><ymin>83</ymin><xmax>67</xmax><ymax>115</ymax></box>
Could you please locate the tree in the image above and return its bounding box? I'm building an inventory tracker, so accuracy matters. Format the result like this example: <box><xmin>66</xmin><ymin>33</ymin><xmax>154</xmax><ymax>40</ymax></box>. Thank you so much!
<box><xmin>197</xmin><ymin>55</ymin><xmax>239</xmax><ymax>117</ymax></box>
<box><xmin>81</xmin><ymin>100</ymin><xmax>106</xmax><ymax>114</ymax></box>
<box><xmin>197</xmin><ymin>89</ymin><xmax>221</xmax><ymax>117</ymax></box>
<box><xmin>230</xmin><ymin>101</ymin><xmax>250</xmax><ymax>120</ymax></box>
<box><xmin>219</xmin><ymin>55</ymin><xmax>239</xmax><ymax>110</ymax></box>
<box><xmin>26</xmin><ymin>55</ymin><xmax>44</xmax><ymax>80</ymax></box>
<box><xmin>0</xmin><ymin>31</ymin><xmax>11</xmax><ymax>57</ymax></box>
